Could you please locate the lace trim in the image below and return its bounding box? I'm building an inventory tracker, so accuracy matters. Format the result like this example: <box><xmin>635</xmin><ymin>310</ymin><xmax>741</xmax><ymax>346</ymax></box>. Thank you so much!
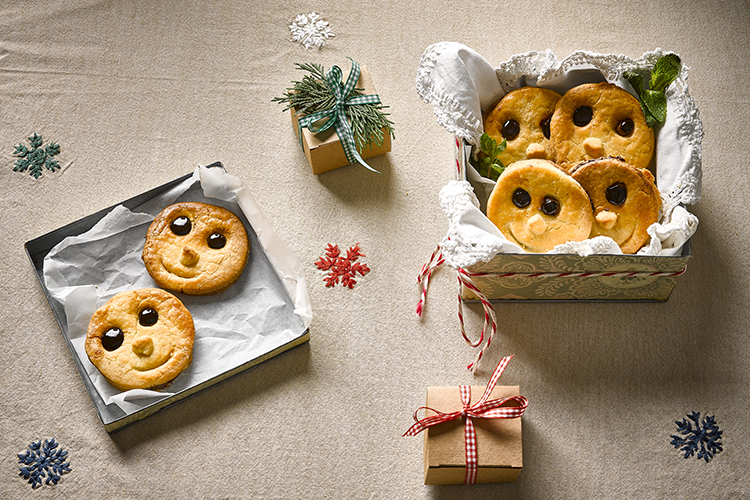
<box><xmin>416</xmin><ymin>43</ymin><xmax>482</xmax><ymax>144</ymax></box>
<box><xmin>495</xmin><ymin>49</ymin><xmax>557</xmax><ymax>90</ymax></box>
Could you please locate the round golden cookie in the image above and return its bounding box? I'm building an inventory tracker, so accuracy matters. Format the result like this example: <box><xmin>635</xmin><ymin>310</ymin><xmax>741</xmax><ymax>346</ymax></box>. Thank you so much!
<box><xmin>486</xmin><ymin>159</ymin><xmax>593</xmax><ymax>253</ymax></box>
<box><xmin>549</xmin><ymin>82</ymin><xmax>654</xmax><ymax>171</ymax></box>
<box><xmin>142</xmin><ymin>202</ymin><xmax>249</xmax><ymax>295</ymax></box>
<box><xmin>483</xmin><ymin>86</ymin><xmax>562</xmax><ymax>165</ymax></box>
<box><xmin>571</xmin><ymin>157</ymin><xmax>661</xmax><ymax>254</ymax></box>
<box><xmin>85</xmin><ymin>288</ymin><xmax>195</xmax><ymax>391</ymax></box>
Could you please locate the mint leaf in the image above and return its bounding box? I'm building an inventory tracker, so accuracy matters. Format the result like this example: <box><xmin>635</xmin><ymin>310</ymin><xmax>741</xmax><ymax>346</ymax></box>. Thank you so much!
<box><xmin>470</xmin><ymin>134</ymin><xmax>507</xmax><ymax>180</ymax></box>
<box><xmin>624</xmin><ymin>70</ymin><xmax>644</xmax><ymax>96</ymax></box>
<box><xmin>650</xmin><ymin>53</ymin><xmax>681</xmax><ymax>92</ymax></box>
<box><xmin>624</xmin><ymin>54</ymin><xmax>681</xmax><ymax>128</ymax></box>
<box><xmin>492</xmin><ymin>138</ymin><xmax>507</xmax><ymax>159</ymax></box>
<box><xmin>480</xmin><ymin>133</ymin><xmax>496</xmax><ymax>156</ymax></box>
<box><xmin>489</xmin><ymin>161</ymin><xmax>505</xmax><ymax>181</ymax></box>
<box><xmin>642</xmin><ymin>89</ymin><xmax>668</xmax><ymax>124</ymax></box>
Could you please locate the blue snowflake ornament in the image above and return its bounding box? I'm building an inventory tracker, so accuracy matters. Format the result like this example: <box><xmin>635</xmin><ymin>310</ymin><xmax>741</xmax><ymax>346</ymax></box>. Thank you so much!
<box><xmin>18</xmin><ymin>439</ymin><xmax>72</xmax><ymax>488</ymax></box>
<box><xmin>12</xmin><ymin>133</ymin><xmax>61</xmax><ymax>179</ymax></box>
<box><xmin>670</xmin><ymin>411</ymin><xmax>723</xmax><ymax>462</ymax></box>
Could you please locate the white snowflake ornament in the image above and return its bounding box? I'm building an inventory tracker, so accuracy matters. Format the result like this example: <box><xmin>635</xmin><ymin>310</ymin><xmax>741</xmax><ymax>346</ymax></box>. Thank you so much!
<box><xmin>289</xmin><ymin>12</ymin><xmax>334</xmax><ymax>50</ymax></box>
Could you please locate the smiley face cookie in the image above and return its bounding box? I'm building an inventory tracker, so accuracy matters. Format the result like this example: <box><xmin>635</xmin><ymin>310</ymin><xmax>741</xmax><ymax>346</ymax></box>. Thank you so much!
<box><xmin>549</xmin><ymin>82</ymin><xmax>654</xmax><ymax>171</ymax></box>
<box><xmin>571</xmin><ymin>157</ymin><xmax>661</xmax><ymax>254</ymax></box>
<box><xmin>486</xmin><ymin>159</ymin><xmax>593</xmax><ymax>253</ymax></box>
<box><xmin>142</xmin><ymin>202</ymin><xmax>249</xmax><ymax>295</ymax></box>
<box><xmin>483</xmin><ymin>86</ymin><xmax>562</xmax><ymax>165</ymax></box>
<box><xmin>85</xmin><ymin>288</ymin><xmax>195</xmax><ymax>391</ymax></box>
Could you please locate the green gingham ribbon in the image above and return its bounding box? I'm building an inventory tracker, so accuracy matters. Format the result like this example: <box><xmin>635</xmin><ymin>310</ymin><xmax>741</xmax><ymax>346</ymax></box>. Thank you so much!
<box><xmin>297</xmin><ymin>59</ymin><xmax>382</xmax><ymax>173</ymax></box>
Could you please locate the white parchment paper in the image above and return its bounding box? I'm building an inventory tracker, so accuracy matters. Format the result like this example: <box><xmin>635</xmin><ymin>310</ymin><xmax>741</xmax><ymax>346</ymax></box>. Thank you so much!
<box><xmin>42</xmin><ymin>165</ymin><xmax>312</xmax><ymax>414</ymax></box>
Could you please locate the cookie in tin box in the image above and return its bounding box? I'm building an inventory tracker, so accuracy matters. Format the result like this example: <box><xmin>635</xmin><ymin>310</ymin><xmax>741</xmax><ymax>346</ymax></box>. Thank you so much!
<box><xmin>549</xmin><ymin>82</ymin><xmax>654</xmax><ymax>171</ymax></box>
<box><xmin>483</xmin><ymin>86</ymin><xmax>562</xmax><ymax>165</ymax></box>
<box><xmin>571</xmin><ymin>156</ymin><xmax>661</xmax><ymax>254</ymax></box>
<box><xmin>486</xmin><ymin>159</ymin><xmax>593</xmax><ymax>253</ymax></box>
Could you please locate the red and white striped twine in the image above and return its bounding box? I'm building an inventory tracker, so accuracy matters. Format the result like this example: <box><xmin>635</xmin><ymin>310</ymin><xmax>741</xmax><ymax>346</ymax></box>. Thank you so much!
<box><xmin>417</xmin><ymin>244</ymin><xmax>687</xmax><ymax>372</ymax></box>
<box><xmin>416</xmin><ymin>245</ymin><xmax>445</xmax><ymax>317</ymax></box>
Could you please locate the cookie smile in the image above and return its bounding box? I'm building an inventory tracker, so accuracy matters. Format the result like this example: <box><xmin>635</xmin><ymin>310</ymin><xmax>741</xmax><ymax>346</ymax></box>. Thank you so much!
<box><xmin>161</xmin><ymin>256</ymin><xmax>202</xmax><ymax>279</ymax></box>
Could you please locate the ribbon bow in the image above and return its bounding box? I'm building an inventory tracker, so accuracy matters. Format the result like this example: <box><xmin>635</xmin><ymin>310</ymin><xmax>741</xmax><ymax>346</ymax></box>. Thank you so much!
<box><xmin>403</xmin><ymin>355</ymin><xmax>528</xmax><ymax>484</ymax></box>
<box><xmin>297</xmin><ymin>58</ymin><xmax>383</xmax><ymax>173</ymax></box>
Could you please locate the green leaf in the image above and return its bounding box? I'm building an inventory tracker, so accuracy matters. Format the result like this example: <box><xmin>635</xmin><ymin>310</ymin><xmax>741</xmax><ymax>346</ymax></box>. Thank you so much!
<box><xmin>489</xmin><ymin>161</ymin><xmax>505</xmax><ymax>181</ymax></box>
<box><xmin>624</xmin><ymin>70</ymin><xmax>644</xmax><ymax>97</ymax></box>
<box><xmin>472</xmin><ymin>133</ymin><xmax>507</xmax><ymax>180</ymax></box>
<box><xmin>650</xmin><ymin>53</ymin><xmax>681</xmax><ymax>92</ymax></box>
<box><xmin>492</xmin><ymin>138</ymin><xmax>507</xmax><ymax>158</ymax></box>
<box><xmin>642</xmin><ymin>89</ymin><xmax>668</xmax><ymax>124</ymax></box>
<box><xmin>480</xmin><ymin>133</ymin><xmax>497</xmax><ymax>156</ymax></box>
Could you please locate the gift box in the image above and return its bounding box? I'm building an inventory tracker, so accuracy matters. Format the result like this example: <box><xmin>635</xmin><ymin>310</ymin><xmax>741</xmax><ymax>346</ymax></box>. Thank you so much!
<box><xmin>290</xmin><ymin>64</ymin><xmax>392</xmax><ymax>175</ymax></box>
<box><xmin>404</xmin><ymin>355</ymin><xmax>527</xmax><ymax>485</ymax></box>
<box><xmin>422</xmin><ymin>384</ymin><xmax>523</xmax><ymax>484</ymax></box>
<box><xmin>416</xmin><ymin>43</ymin><xmax>702</xmax><ymax>302</ymax></box>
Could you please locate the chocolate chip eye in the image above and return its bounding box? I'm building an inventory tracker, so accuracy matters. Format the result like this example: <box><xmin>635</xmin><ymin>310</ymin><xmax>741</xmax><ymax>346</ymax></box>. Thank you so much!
<box><xmin>139</xmin><ymin>308</ymin><xmax>158</xmax><ymax>326</ymax></box>
<box><xmin>102</xmin><ymin>327</ymin><xmax>124</xmax><ymax>351</ymax></box>
<box><xmin>207</xmin><ymin>233</ymin><xmax>226</xmax><ymax>249</ymax></box>
<box><xmin>540</xmin><ymin>196</ymin><xmax>560</xmax><ymax>216</ymax></box>
<box><xmin>540</xmin><ymin>116</ymin><xmax>552</xmax><ymax>139</ymax></box>
<box><xmin>512</xmin><ymin>188</ymin><xmax>531</xmax><ymax>208</ymax></box>
<box><xmin>573</xmin><ymin>106</ymin><xmax>593</xmax><ymax>127</ymax></box>
<box><xmin>170</xmin><ymin>216</ymin><xmax>191</xmax><ymax>236</ymax></box>
<box><xmin>606</xmin><ymin>182</ymin><xmax>627</xmax><ymax>205</ymax></box>
<box><xmin>502</xmin><ymin>119</ymin><xmax>520</xmax><ymax>140</ymax></box>
<box><xmin>616</xmin><ymin>118</ymin><xmax>634</xmax><ymax>137</ymax></box>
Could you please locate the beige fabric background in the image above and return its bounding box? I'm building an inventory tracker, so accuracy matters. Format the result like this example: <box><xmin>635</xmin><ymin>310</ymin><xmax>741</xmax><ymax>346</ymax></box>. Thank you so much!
<box><xmin>1</xmin><ymin>0</ymin><xmax>748</xmax><ymax>498</ymax></box>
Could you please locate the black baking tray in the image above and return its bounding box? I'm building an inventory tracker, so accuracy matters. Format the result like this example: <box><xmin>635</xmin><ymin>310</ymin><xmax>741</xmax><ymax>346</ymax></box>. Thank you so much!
<box><xmin>25</xmin><ymin>163</ymin><xmax>310</xmax><ymax>432</ymax></box>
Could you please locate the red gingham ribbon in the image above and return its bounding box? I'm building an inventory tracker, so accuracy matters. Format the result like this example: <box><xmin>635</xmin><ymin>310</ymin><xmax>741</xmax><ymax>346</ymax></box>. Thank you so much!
<box><xmin>403</xmin><ymin>355</ymin><xmax>528</xmax><ymax>484</ymax></box>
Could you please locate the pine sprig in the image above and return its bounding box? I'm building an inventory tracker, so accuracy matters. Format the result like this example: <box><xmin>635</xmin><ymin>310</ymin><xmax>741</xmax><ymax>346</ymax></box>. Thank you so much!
<box><xmin>273</xmin><ymin>62</ymin><xmax>395</xmax><ymax>150</ymax></box>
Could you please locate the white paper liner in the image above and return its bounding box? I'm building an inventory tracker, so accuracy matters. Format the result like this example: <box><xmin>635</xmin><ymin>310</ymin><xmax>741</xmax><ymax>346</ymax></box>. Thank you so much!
<box><xmin>42</xmin><ymin>165</ymin><xmax>312</xmax><ymax>414</ymax></box>
<box><xmin>417</xmin><ymin>42</ymin><xmax>702</xmax><ymax>265</ymax></box>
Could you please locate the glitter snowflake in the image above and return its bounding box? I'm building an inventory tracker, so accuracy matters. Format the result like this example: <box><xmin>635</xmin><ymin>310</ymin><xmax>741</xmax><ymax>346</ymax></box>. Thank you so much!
<box><xmin>18</xmin><ymin>439</ymin><xmax>72</xmax><ymax>488</ymax></box>
<box><xmin>315</xmin><ymin>243</ymin><xmax>370</xmax><ymax>288</ymax></box>
<box><xmin>289</xmin><ymin>12</ymin><xmax>334</xmax><ymax>50</ymax></box>
<box><xmin>12</xmin><ymin>133</ymin><xmax>61</xmax><ymax>179</ymax></box>
<box><xmin>670</xmin><ymin>411</ymin><xmax>724</xmax><ymax>462</ymax></box>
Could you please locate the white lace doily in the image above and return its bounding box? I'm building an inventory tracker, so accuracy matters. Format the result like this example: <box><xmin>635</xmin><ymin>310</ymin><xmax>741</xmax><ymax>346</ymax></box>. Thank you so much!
<box><xmin>417</xmin><ymin>42</ymin><xmax>703</xmax><ymax>265</ymax></box>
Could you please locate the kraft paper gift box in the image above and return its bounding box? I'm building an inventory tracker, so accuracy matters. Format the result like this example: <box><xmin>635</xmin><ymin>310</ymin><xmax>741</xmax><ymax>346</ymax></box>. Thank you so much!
<box><xmin>290</xmin><ymin>65</ymin><xmax>391</xmax><ymax>175</ymax></box>
<box><xmin>422</xmin><ymin>384</ymin><xmax>523</xmax><ymax>485</ymax></box>
<box><xmin>404</xmin><ymin>355</ymin><xmax>527</xmax><ymax>485</ymax></box>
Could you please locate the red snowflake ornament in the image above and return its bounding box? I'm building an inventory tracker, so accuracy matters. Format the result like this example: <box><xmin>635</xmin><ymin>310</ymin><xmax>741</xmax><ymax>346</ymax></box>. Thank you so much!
<box><xmin>315</xmin><ymin>243</ymin><xmax>370</xmax><ymax>289</ymax></box>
